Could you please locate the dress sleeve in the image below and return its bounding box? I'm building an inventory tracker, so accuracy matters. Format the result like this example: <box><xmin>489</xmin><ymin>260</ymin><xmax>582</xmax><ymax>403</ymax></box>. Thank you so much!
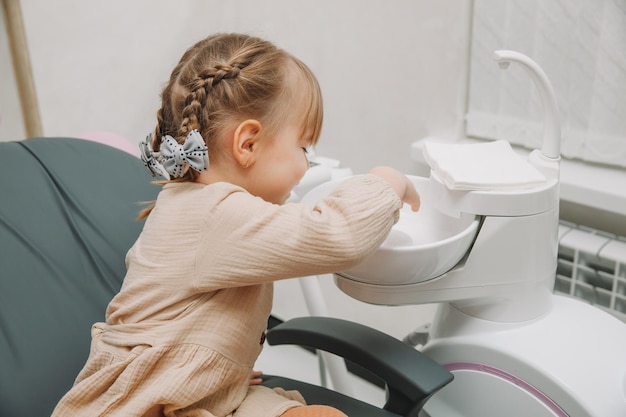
<box><xmin>193</xmin><ymin>175</ymin><xmax>402</xmax><ymax>290</ymax></box>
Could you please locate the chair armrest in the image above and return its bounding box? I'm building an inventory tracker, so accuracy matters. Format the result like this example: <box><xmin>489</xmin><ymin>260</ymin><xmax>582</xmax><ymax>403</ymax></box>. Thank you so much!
<box><xmin>266</xmin><ymin>316</ymin><xmax>453</xmax><ymax>417</ymax></box>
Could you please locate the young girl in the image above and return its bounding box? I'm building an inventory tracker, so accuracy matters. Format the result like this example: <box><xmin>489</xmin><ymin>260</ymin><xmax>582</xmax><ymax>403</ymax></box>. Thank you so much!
<box><xmin>52</xmin><ymin>33</ymin><xmax>419</xmax><ymax>417</ymax></box>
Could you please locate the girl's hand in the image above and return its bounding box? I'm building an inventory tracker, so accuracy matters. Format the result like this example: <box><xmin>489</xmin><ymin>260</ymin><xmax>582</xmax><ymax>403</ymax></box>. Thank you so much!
<box><xmin>249</xmin><ymin>370</ymin><xmax>263</xmax><ymax>386</ymax></box>
<box><xmin>369</xmin><ymin>166</ymin><xmax>420</xmax><ymax>212</ymax></box>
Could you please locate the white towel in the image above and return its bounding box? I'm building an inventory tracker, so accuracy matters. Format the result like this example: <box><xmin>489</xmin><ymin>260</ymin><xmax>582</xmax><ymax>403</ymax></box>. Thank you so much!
<box><xmin>423</xmin><ymin>140</ymin><xmax>547</xmax><ymax>191</ymax></box>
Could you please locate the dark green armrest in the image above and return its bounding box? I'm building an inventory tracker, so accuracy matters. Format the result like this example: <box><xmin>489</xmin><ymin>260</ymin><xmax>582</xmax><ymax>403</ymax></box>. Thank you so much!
<box><xmin>266</xmin><ymin>316</ymin><xmax>453</xmax><ymax>416</ymax></box>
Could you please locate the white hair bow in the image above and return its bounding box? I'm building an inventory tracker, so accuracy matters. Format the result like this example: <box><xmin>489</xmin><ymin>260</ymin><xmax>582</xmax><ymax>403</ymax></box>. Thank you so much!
<box><xmin>139</xmin><ymin>135</ymin><xmax>166</xmax><ymax>178</ymax></box>
<box><xmin>139</xmin><ymin>130</ymin><xmax>209</xmax><ymax>179</ymax></box>
<box><xmin>160</xmin><ymin>130</ymin><xmax>209</xmax><ymax>178</ymax></box>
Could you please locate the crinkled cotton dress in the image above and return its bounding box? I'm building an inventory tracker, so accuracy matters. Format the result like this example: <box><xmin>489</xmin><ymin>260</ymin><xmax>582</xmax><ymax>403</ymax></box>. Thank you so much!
<box><xmin>51</xmin><ymin>174</ymin><xmax>401</xmax><ymax>417</ymax></box>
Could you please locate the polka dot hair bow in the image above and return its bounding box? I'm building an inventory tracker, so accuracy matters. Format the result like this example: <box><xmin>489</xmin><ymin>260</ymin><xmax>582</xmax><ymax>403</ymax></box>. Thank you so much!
<box><xmin>139</xmin><ymin>135</ymin><xmax>166</xmax><ymax>178</ymax></box>
<box><xmin>159</xmin><ymin>130</ymin><xmax>209</xmax><ymax>178</ymax></box>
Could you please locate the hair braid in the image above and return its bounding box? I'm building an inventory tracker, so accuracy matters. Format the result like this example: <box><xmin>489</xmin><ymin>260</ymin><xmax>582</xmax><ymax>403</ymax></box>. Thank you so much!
<box><xmin>177</xmin><ymin>84</ymin><xmax>207</xmax><ymax>139</ymax></box>
<box><xmin>176</xmin><ymin>61</ymin><xmax>247</xmax><ymax>140</ymax></box>
<box><xmin>203</xmin><ymin>63</ymin><xmax>243</xmax><ymax>85</ymax></box>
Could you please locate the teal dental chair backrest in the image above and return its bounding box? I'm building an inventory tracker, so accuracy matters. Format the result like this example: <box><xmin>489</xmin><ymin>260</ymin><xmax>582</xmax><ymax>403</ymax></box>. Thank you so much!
<box><xmin>0</xmin><ymin>138</ymin><xmax>160</xmax><ymax>416</ymax></box>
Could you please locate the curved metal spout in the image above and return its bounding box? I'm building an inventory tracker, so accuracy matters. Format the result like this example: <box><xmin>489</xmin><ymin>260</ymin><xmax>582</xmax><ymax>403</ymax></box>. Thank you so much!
<box><xmin>493</xmin><ymin>50</ymin><xmax>561</xmax><ymax>160</ymax></box>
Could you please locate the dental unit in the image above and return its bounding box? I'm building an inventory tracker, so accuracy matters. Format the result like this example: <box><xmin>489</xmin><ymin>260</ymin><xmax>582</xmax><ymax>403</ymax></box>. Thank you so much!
<box><xmin>302</xmin><ymin>50</ymin><xmax>626</xmax><ymax>417</ymax></box>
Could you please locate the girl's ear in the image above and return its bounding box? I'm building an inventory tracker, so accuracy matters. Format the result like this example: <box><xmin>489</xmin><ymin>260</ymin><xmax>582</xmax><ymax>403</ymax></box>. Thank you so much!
<box><xmin>232</xmin><ymin>119</ymin><xmax>263</xmax><ymax>168</ymax></box>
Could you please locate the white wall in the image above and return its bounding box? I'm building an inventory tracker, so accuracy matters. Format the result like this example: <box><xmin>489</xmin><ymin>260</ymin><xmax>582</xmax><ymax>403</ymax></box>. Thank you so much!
<box><xmin>1</xmin><ymin>1</ymin><xmax>472</xmax><ymax>337</ymax></box>
<box><xmin>2</xmin><ymin>0</ymin><xmax>471</xmax><ymax>174</ymax></box>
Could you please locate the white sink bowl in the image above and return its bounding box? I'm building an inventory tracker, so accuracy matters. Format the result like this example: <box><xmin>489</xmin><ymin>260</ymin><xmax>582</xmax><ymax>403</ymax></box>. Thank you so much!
<box><xmin>301</xmin><ymin>175</ymin><xmax>480</xmax><ymax>285</ymax></box>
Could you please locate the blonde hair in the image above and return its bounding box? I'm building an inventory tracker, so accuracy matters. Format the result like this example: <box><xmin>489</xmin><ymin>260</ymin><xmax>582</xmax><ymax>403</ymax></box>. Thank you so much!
<box><xmin>139</xmin><ymin>33</ymin><xmax>323</xmax><ymax>219</ymax></box>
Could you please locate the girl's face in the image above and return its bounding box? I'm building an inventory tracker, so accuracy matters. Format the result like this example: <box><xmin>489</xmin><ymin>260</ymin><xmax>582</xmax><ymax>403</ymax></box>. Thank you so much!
<box><xmin>246</xmin><ymin>121</ymin><xmax>311</xmax><ymax>205</ymax></box>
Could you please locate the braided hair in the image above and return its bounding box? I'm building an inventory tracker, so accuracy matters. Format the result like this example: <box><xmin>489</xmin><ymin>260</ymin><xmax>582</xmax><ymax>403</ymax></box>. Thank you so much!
<box><xmin>151</xmin><ymin>33</ymin><xmax>323</xmax><ymax>183</ymax></box>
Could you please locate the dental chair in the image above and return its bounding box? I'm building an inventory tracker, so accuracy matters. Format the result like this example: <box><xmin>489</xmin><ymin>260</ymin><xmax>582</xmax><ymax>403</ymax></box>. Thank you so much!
<box><xmin>0</xmin><ymin>137</ymin><xmax>452</xmax><ymax>417</ymax></box>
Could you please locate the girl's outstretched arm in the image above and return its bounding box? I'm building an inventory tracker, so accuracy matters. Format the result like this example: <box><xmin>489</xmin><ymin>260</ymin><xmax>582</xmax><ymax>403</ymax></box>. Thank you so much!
<box><xmin>368</xmin><ymin>166</ymin><xmax>420</xmax><ymax>212</ymax></box>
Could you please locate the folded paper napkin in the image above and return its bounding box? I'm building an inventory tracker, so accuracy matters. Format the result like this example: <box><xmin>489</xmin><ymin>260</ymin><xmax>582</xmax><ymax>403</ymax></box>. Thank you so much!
<box><xmin>423</xmin><ymin>140</ymin><xmax>547</xmax><ymax>191</ymax></box>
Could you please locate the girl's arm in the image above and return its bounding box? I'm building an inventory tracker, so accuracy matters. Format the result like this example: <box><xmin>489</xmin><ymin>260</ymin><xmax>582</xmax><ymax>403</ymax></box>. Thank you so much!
<box><xmin>194</xmin><ymin>174</ymin><xmax>406</xmax><ymax>290</ymax></box>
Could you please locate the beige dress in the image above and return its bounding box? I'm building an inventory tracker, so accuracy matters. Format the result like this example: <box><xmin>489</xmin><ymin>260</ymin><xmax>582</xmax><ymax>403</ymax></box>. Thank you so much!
<box><xmin>51</xmin><ymin>175</ymin><xmax>401</xmax><ymax>417</ymax></box>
